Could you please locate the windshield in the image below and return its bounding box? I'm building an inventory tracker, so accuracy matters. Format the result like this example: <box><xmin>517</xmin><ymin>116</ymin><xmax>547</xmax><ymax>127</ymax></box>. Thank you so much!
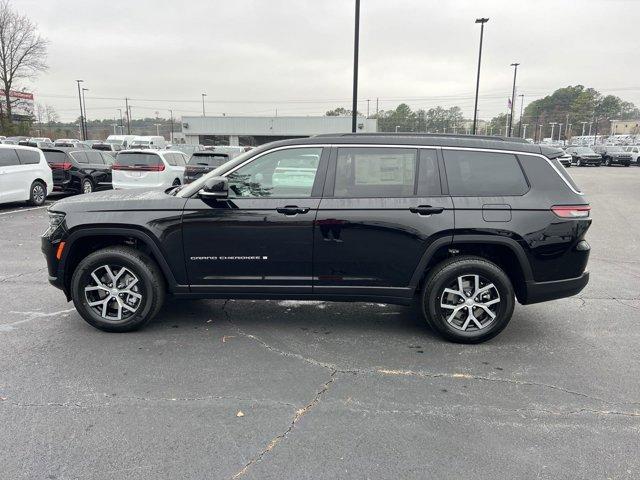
<box><xmin>177</xmin><ymin>149</ymin><xmax>256</xmax><ymax>197</ymax></box>
<box><xmin>574</xmin><ymin>147</ymin><xmax>595</xmax><ymax>154</ymax></box>
<box><xmin>115</xmin><ymin>152</ymin><xmax>161</xmax><ymax>166</ymax></box>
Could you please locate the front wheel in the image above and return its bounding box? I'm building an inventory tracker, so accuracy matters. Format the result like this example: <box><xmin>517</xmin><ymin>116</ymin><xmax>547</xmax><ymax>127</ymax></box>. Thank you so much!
<box><xmin>82</xmin><ymin>178</ymin><xmax>94</xmax><ymax>194</ymax></box>
<box><xmin>421</xmin><ymin>256</ymin><xmax>515</xmax><ymax>343</ymax></box>
<box><xmin>604</xmin><ymin>158</ymin><xmax>611</xmax><ymax>166</ymax></box>
<box><xmin>576</xmin><ymin>159</ymin><xmax>582</xmax><ymax>167</ymax></box>
<box><xmin>71</xmin><ymin>246</ymin><xmax>166</xmax><ymax>332</ymax></box>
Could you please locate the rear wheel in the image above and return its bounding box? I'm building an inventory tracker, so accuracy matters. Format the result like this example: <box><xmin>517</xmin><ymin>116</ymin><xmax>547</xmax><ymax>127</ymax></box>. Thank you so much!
<box><xmin>421</xmin><ymin>256</ymin><xmax>515</xmax><ymax>343</ymax></box>
<box><xmin>172</xmin><ymin>178</ymin><xmax>181</xmax><ymax>186</ymax></box>
<box><xmin>82</xmin><ymin>178</ymin><xmax>94</xmax><ymax>194</ymax></box>
<box><xmin>604</xmin><ymin>158</ymin><xmax>611</xmax><ymax>166</ymax></box>
<box><xmin>29</xmin><ymin>180</ymin><xmax>46</xmax><ymax>206</ymax></box>
<box><xmin>71</xmin><ymin>246</ymin><xmax>165</xmax><ymax>332</ymax></box>
<box><xmin>576</xmin><ymin>159</ymin><xmax>582</xmax><ymax>167</ymax></box>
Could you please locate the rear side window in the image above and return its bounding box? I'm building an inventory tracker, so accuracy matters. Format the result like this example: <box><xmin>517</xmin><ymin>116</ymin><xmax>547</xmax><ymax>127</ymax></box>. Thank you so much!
<box><xmin>334</xmin><ymin>147</ymin><xmax>417</xmax><ymax>197</ymax></box>
<box><xmin>0</xmin><ymin>148</ymin><xmax>20</xmax><ymax>166</ymax></box>
<box><xmin>43</xmin><ymin>151</ymin><xmax>68</xmax><ymax>163</ymax></box>
<box><xmin>71</xmin><ymin>152</ymin><xmax>89</xmax><ymax>164</ymax></box>
<box><xmin>17</xmin><ymin>149</ymin><xmax>40</xmax><ymax>165</ymax></box>
<box><xmin>116</xmin><ymin>152</ymin><xmax>162</xmax><ymax>167</ymax></box>
<box><xmin>444</xmin><ymin>150</ymin><xmax>528</xmax><ymax>196</ymax></box>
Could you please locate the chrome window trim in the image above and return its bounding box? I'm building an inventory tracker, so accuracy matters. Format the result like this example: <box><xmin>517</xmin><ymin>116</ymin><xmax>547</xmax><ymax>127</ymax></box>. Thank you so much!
<box><xmin>220</xmin><ymin>143</ymin><xmax>582</xmax><ymax>196</ymax></box>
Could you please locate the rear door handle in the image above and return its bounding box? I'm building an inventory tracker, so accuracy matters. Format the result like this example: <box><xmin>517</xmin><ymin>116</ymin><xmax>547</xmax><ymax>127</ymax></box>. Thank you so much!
<box><xmin>277</xmin><ymin>205</ymin><xmax>310</xmax><ymax>215</ymax></box>
<box><xmin>410</xmin><ymin>205</ymin><xmax>444</xmax><ymax>216</ymax></box>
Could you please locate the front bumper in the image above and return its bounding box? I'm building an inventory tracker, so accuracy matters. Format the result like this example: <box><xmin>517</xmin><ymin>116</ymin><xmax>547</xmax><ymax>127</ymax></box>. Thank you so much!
<box><xmin>521</xmin><ymin>271</ymin><xmax>589</xmax><ymax>304</ymax></box>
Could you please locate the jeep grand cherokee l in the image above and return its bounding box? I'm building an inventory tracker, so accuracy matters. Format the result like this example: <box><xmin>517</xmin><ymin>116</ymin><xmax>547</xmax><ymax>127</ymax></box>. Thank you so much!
<box><xmin>42</xmin><ymin>134</ymin><xmax>591</xmax><ymax>343</ymax></box>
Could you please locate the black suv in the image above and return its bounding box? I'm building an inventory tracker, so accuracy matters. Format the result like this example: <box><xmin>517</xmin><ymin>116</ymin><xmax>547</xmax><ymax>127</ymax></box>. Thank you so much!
<box><xmin>564</xmin><ymin>146</ymin><xmax>602</xmax><ymax>167</ymax></box>
<box><xmin>43</xmin><ymin>148</ymin><xmax>114</xmax><ymax>194</ymax></box>
<box><xmin>184</xmin><ymin>151</ymin><xmax>230</xmax><ymax>183</ymax></box>
<box><xmin>592</xmin><ymin>145</ymin><xmax>632</xmax><ymax>166</ymax></box>
<box><xmin>42</xmin><ymin>134</ymin><xmax>591</xmax><ymax>343</ymax></box>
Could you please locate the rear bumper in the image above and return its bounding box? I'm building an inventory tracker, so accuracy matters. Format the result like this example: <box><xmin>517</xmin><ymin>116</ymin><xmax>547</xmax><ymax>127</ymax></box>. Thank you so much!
<box><xmin>521</xmin><ymin>271</ymin><xmax>589</xmax><ymax>305</ymax></box>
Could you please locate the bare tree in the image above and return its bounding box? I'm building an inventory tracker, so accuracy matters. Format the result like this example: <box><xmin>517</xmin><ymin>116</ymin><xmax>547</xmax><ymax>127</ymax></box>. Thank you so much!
<box><xmin>0</xmin><ymin>0</ymin><xmax>48</xmax><ymax>124</ymax></box>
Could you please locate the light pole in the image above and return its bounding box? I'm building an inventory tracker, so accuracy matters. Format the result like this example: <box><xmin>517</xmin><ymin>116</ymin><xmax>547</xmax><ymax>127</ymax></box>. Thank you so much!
<box><xmin>154</xmin><ymin>123</ymin><xmax>161</xmax><ymax>136</ymax></box>
<box><xmin>201</xmin><ymin>93</ymin><xmax>207</xmax><ymax>117</ymax></box>
<box><xmin>366</xmin><ymin>99</ymin><xmax>370</xmax><ymax>118</ymax></box>
<box><xmin>549</xmin><ymin>122</ymin><xmax>557</xmax><ymax>141</ymax></box>
<box><xmin>168</xmin><ymin>109</ymin><xmax>174</xmax><ymax>143</ymax></box>
<box><xmin>351</xmin><ymin>0</ymin><xmax>361</xmax><ymax>133</ymax></box>
<box><xmin>581</xmin><ymin>121</ymin><xmax>588</xmax><ymax>137</ymax></box>
<box><xmin>125</xmin><ymin>97</ymin><xmax>131</xmax><ymax>135</ymax></box>
<box><xmin>538</xmin><ymin>124</ymin><xmax>543</xmax><ymax>142</ymax></box>
<box><xmin>567</xmin><ymin>123</ymin><xmax>572</xmax><ymax>140</ymax></box>
<box><xmin>81</xmin><ymin>88</ymin><xmax>89</xmax><ymax>140</ymax></box>
<box><xmin>557</xmin><ymin>123</ymin><xmax>563</xmax><ymax>143</ymax></box>
<box><xmin>75</xmin><ymin>80</ymin><xmax>84</xmax><ymax>140</ymax></box>
<box><xmin>522</xmin><ymin>124</ymin><xmax>529</xmax><ymax>139</ymax></box>
<box><xmin>472</xmin><ymin>18</ymin><xmax>489</xmax><ymax>135</ymax></box>
<box><xmin>395</xmin><ymin>125</ymin><xmax>400</xmax><ymax>133</ymax></box>
<box><xmin>117</xmin><ymin>109</ymin><xmax>123</xmax><ymax>134</ymax></box>
<box><xmin>517</xmin><ymin>93</ymin><xmax>525</xmax><ymax>137</ymax></box>
<box><xmin>508</xmin><ymin>63</ymin><xmax>519</xmax><ymax>137</ymax></box>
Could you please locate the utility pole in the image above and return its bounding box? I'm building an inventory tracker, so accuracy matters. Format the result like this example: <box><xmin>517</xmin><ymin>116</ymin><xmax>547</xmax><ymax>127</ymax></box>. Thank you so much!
<box><xmin>366</xmin><ymin>99</ymin><xmax>370</xmax><ymax>118</ymax></box>
<box><xmin>168</xmin><ymin>109</ymin><xmax>174</xmax><ymax>143</ymax></box>
<box><xmin>472</xmin><ymin>18</ymin><xmax>489</xmax><ymax>135</ymax></box>
<box><xmin>75</xmin><ymin>80</ymin><xmax>84</xmax><ymax>140</ymax></box>
<box><xmin>351</xmin><ymin>0</ymin><xmax>361</xmax><ymax>133</ymax></box>
<box><xmin>125</xmin><ymin>98</ymin><xmax>131</xmax><ymax>135</ymax></box>
<box><xmin>81</xmin><ymin>88</ymin><xmax>89</xmax><ymax>140</ymax></box>
<box><xmin>201</xmin><ymin>93</ymin><xmax>207</xmax><ymax>116</ymax></box>
<box><xmin>517</xmin><ymin>93</ymin><xmax>525</xmax><ymax>137</ymax></box>
<box><xmin>508</xmin><ymin>63</ymin><xmax>519</xmax><ymax>137</ymax></box>
<box><xmin>375</xmin><ymin>97</ymin><xmax>379</xmax><ymax>117</ymax></box>
<box><xmin>118</xmin><ymin>109</ymin><xmax>123</xmax><ymax>134</ymax></box>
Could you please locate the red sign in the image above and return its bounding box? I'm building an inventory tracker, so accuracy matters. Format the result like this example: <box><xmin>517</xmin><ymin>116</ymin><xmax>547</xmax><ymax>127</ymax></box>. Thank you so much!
<box><xmin>0</xmin><ymin>89</ymin><xmax>34</xmax><ymax>100</ymax></box>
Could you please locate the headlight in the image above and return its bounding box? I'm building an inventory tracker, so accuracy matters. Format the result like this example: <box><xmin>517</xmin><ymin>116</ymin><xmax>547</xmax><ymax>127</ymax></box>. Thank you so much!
<box><xmin>47</xmin><ymin>211</ymin><xmax>66</xmax><ymax>233</ymax></box>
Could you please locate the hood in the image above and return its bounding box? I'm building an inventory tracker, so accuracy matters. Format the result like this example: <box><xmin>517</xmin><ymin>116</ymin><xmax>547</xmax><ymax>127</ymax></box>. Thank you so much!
<box><xmin>49</xmin><ymin>188</ymin><xmax>188</xmax><ymax>214</ymax></box>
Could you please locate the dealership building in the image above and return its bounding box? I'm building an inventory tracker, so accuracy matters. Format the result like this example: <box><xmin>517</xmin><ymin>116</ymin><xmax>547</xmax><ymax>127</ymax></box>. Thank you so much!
<box><xmin>179</xmin><ymin>115</ymin><xmax>378</xmax><ymax>146</ymax></box>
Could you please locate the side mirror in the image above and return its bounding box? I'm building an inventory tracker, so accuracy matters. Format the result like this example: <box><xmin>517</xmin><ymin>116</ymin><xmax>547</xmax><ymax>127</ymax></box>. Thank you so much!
<box><xmin>199</xmin><ymin>176</ymin><xmax>228</xmax><ymax>199</ymax></box>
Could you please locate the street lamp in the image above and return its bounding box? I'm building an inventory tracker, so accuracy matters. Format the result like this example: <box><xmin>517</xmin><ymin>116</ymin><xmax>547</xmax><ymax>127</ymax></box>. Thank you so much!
<box><xmin>351</xmin><ymin>0</ymin><xmax>361</xmax><ymax>133</ymax></box>
<box><xmin>75</xmin><ymin>80</ymin><xmax>84</xmax><ymax>140</ymax></box>
<box><xmin>517</xmin><ymin>93</ymin><xmax>525</xmax><ymax>137</ymax></box>
<box><xmin>557</xmin><ymin>123</ymin><xmax>563</xmax><ymax>143</ymax></box>
<box><xmin>472</xmin><ymin>18</ymin><xmax>489</xmax><ymax>135</ymax></box>
<box><xmin>549</xmin><ymin>122</ymin><xmax>557</xmax><ymax>141</ymax></box>
<box><xmin>508</xmin><ymin>63</ymin><xmax>519</xmax><ymax>137</ymax></box>
<box><xmin>168</xmin><ymin>109</ymin><xmax>174</xmax><ymax>143</ymax></box>
<box><xmin>117</xmin><ymin>109</ymin><xmax>123</xmax><ymax>134</ymax></box>
<box><xmin>82</xmin><ymin>88</ymin><xmax>89</xmax><ymax>140</ymax></box>
<box><xmin>201</xmin><ymin>93</ymin><xmax>207</xmax><ymax>117</ymax></box>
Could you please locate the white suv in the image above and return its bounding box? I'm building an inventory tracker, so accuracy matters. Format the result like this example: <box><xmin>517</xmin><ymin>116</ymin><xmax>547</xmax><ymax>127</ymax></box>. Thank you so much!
<box><xmin>624</xmin><ymin>145</ymin><xmax>640</xmax><ymax>165</ymax></box>
<box><xmin>0</xmin><ymin>145</ymin><xmax>53</xmax><ymax>206</ymax></box>
<box><xmin>112</xmin><ymin>149</ymin><xmax>187</xmax><ymax>190</ymax></box>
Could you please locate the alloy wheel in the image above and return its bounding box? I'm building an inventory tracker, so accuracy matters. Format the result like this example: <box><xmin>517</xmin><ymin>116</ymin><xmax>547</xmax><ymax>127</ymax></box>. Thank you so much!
<box><xmin>439</xmin><ymin>274</ymin><xmax>500</xmax><ymax>332</ymax></box>
<box><xmin>84</xmin><ymin>264</ymin><xmax>142</xmax><ymax>323</ymax></box>
<box><xmin>83</xmin><ymin>180</ymin><xmax>93</xmax><ymax>194</ymax></box>
<box><xmin>32</xmin><ymin>184</ymin><xmax>45</xmax><ymax>204</ymax></box>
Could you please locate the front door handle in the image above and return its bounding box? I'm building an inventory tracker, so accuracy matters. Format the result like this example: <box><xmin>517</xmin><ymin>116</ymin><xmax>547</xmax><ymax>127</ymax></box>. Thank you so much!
<box><xmin>277</xmin><ymin>205</ymin><xmax>310</xmax><ymax>215</ymax></box>
<box><xmin>410</xmin><ymin>205</ymin><xmax>444</xmax><ymax>216</ymax></box>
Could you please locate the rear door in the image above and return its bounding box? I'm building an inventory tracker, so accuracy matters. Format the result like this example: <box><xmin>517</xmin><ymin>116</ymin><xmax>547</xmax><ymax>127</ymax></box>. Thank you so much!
<box><xmin>84</xmin><ymin>150</ymin><xmax>111</xmax><ymax>189</ymax></box>
<box><xmin>182</xmin><ymin>146</ymin><xmax>328</xmax><ymax>293</ymax></box>
<box><xmin>0</xmin><ymin>148</ymin><xmax>24</xmax><ymax>202</ymax></box>
<box><xmin>113</xmin><ymin>152</ymin><xmax>163</xmax><ymax>187</ymax></box>
<box><xmin>313</xmin><ymin>146</ymin><xmax>454</xmax><ymax>299</ymax></box>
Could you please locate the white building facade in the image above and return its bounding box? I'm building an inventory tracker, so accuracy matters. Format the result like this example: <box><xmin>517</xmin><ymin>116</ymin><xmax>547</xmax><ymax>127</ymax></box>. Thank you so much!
<box><xmin>180</xmin><ymin>115</ymin><xmax>378</xmax><ymax>146</ymax></box>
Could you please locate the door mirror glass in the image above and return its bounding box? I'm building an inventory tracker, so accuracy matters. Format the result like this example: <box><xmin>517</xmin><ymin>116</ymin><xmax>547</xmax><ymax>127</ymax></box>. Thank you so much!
<box><xmin>199</xmin><ymin>176</ymin><xmax>228</xmax><ymax>199</ymax></box>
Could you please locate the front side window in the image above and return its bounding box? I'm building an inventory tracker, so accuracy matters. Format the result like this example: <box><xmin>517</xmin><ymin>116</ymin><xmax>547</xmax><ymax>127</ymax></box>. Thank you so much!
<box><xmin>444</xmin><ymin>150</ymin><xmax>528</xmax><ymax>196</ymax></box>
<box><xmin>0</xmin><ymin>148</ymin><xmax>20</xmax><ymax>166</ymax></box>
<box><xmin>334</xmin><ymin>147</ymin><xmax>417</xmax><ymax>198</ymax></box>
<box><xmin>227</xmin><ymin>147</ymin><xmax>322</xmax><ymax>198</ymax></box>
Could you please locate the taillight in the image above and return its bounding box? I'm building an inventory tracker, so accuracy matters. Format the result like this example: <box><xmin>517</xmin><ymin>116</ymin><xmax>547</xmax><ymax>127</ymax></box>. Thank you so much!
<box><xmin>48</xmin><ymin>162</ymin><xmax>72</xmax><ymax>170</ymax></box>
<box><xmin>551</xmin><ymin>205</ymin><xmax>591</xmax><ymax>218</ymax></box>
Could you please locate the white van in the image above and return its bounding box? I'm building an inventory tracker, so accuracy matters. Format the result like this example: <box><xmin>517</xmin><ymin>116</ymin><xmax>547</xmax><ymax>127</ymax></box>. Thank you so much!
<box><xmin>105</xmin><ymin>135</ymin><xmax>137</xmax><ymax>150</ymax></box>
<box><xmin>0</xmin><ymin>144</ymin><xmax>53</xmax><ymax>206</ymax></box>
<box><xmin>129</xmin><ymin>136</ymin><xmax>167</xmax><ymax>150</ymax></box>
<box><xmin>112</xmin><ymin>149</ymin><xmax>187</xmax><ymax>190</ymax></box>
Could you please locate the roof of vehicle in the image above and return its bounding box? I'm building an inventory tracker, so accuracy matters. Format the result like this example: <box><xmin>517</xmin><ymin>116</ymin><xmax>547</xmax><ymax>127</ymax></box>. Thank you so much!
<box><xmin>258</xmin><ymin>133</ymin><xmax>559</xmax><ymax>158</ymax></box>
<box><xmin>0</xmin><ymin>143</ymin><xmax>42</xmax><ymax>152</ymax></box>
<box><xmin>118</xmin><ymin>149</ymin><xmax>184</xmax><ymax>154</ymax></box>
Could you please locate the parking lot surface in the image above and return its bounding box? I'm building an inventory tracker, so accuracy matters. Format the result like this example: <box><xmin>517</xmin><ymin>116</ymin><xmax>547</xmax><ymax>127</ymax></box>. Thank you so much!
<box><xmin>1</xmin><ymin>168</ymin><xmax>639</xmax><ymax>479</ymax></box>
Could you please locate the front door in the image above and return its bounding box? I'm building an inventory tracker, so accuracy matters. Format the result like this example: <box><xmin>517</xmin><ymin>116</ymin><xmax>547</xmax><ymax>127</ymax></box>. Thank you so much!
<box><xmin>182</xmin><ymin>146</ymin><xmax>328</xmax><ymax>294</ymax></box>
<box><xmin>313</xmin><ymin>146</ymin><xmax>454</xmax><ymax>299</ymax></box>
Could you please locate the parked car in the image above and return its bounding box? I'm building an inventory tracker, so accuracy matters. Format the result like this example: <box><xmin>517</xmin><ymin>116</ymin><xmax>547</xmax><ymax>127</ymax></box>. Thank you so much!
<box><xmin>42</xmin><ymin>148</ymin><xmax>114</xmax><ymax>194</ymax></box>
<box><xmin>592</xmin><ymin>145</ymin><xmax>632</xmax><ymax>166</ymax></box>
<box><xmin>623</xmin><ymin>145</ymin><xmax>640</xmax><ymax>164</ymax></box>
<box><xmin>54</xmin><ymin>139</ymin><xmax>88</xmax><ymax>149</ymax></box>
<box><xmin>105</xmin><ymin>135</ymin><xmax>137</xmax><ymax>150</ymax></box>
<box><xmin>31</xmin><ymin>137</ymin><xmax>52</xmax><ymax>143</ymax></box>
<box><xmin>0</xmin><ymin>144</ymin><xmax>53</xmax><ymax>206</ymax></box>
<box><xmin>111</xmin><ymin>149</ymin><xmax>187</xmax><ymax>190</ymax></box>
<box><xmin>3</xmin><ymin>136</ymin><xmax>29</xmax><ymax>145</ymax></box>
<box><xmin>19</xmin><ymin>139</ymin><xmax>55</xmax><ymax>149</ymax></box>
<box><xmin>92</xmin><ymin>142</ymin><xmax>122</xmax><ymax>157</ymax></box>
<box><xmin>129</xmin><ymin>136</ymin><xmax>167</xmax><ymax>150</ymax></box>
<box><xmin>557</xmin><ymin>151</ymin><xmax>572</xmax><ymax>167</ymax></box>
<box><xmin>42</xmin><ymin>134</ymin><xmax>591</xmax><ymax>343</ymax></box>
<box><xmin>564</xmin><ymin>146</ymin><xmax>602</xmax><ymax>166</ymax></box>
<box><xmin>203</xmin><ymin>145</ymin><xmax>246</xmax><ymax>159</ymax></box>
<box><xmin>184</xmin><ymin>152</ymin><xmax>230</xmax><ymax>183</ymax></box>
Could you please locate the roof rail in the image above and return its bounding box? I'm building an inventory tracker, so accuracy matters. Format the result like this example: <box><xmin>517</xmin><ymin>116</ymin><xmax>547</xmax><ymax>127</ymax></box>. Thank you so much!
<box><xmin>314</xmin><ymin>132</ymin><xmax>529</xmax><ymax>143</ymax></box>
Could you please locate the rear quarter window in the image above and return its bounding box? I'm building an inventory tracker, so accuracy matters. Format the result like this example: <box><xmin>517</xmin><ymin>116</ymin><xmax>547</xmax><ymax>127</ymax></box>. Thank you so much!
<box><xmin>17</xmin><ymin>149</ymin><xmax>40</xmax><ymax>165</ymax></box>
<box><xmin>549</xmin><ymin>158</ymin><xmax>581</xmax><ymax>193</ymax></box>
<box><xmin>443</xmin><ymin>150</ymin><xmax>529</xmax><ymax>196</ymax></box>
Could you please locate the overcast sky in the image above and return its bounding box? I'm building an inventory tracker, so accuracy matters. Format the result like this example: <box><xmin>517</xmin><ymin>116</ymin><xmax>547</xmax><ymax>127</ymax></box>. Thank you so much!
<box><xmin>14</xmin><ymin>0</ymin><xmax>640</xmax><ymax>122</ymax></box>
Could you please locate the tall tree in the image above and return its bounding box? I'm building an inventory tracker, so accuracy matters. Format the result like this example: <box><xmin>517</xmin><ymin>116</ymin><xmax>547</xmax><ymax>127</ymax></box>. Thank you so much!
<box><xmin>0</xmin><ymin>0</ymin><xmax>48</xmax><ymax>125</ymax></box>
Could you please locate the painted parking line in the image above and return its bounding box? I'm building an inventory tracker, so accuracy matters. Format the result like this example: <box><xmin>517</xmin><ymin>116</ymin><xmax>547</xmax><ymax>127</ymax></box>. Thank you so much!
<box><xmin>0</xmin><ymin>205</ymin><xmax>47</xmax><ymax>216</ymax></box>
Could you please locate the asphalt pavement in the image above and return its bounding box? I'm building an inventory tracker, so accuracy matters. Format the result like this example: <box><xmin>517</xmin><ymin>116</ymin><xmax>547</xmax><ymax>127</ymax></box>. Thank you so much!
<box><xmin>1</xmin><ymin>168</ymin><xmax>639</xmax><ymax>479</ymax></box>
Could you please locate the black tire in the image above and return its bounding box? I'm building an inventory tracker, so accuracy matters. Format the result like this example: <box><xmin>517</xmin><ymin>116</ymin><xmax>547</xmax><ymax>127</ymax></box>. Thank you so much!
<box><xmin>172</xmin><ymin>178</ymin><xmax>181</xmax><ymax>186</ymax></box>
<box><xmin>576</xmin><ymin>159</ymin><xmax>582</xmax><ymax>167</ymax></box>
<box><xmin>29</xmin><ymin>180</ymin><xmax>46</xmax><ymax>206</ymax></box>
<box><xmin>70</xmin><ymin>246</ymin><xmax>166</xmax><ymax>332</ymax></box>
<box><xmin>604</xmin><ymin>157</ymin><xmax>611</xmax><ymax>166</ymax></box>
<box><xmin>421</xmin><ymin>256</ymin><xmax>515</xmax><ymax>344</ymax></box>
<box><xmin>82</xmin><ymin>178</ymin><xmax>94</xmax><ymax>194</ymax></box>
